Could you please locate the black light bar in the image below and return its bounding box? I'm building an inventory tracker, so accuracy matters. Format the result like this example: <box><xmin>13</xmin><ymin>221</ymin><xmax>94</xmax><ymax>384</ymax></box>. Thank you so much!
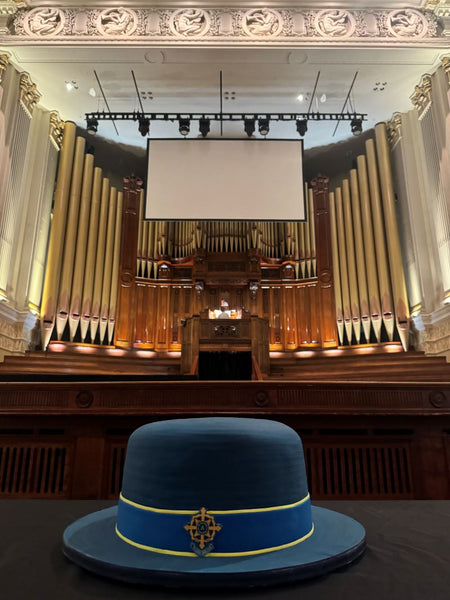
<box><xmin>84</xmin><ymin>111</ymin><xmax>368</xmax><ymax>123</ymax></box>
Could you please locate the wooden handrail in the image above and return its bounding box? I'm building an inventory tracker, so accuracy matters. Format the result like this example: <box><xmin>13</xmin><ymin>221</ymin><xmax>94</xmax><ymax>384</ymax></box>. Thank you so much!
<box><xmin>189</xmin><ymin>355</ymin><xmax>199</xmax><ymax>376</ymax></box>
<box><xmin>252</xmin><ymin>355</ymin><xmax>263</xmax><ymax>380</ymax></box>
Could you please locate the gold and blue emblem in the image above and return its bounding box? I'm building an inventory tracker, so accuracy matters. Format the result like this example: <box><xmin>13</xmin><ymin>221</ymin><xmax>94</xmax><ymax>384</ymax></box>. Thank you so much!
<box><xmin>184</xmin><ymin>507</ymin><xmax>222</xmax><ymax>557</ymax></box>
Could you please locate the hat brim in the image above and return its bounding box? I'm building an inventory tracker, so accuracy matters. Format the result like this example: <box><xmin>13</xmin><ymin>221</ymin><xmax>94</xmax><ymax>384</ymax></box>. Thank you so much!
<box><xmin>63</xmin><ymin>505</ymin><xmax>365</xmax><ymax>588</ymax></box>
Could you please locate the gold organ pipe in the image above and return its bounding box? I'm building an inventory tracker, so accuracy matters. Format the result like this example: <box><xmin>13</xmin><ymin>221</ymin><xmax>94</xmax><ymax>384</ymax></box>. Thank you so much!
<box><xmin>80</xmin><ymin>167</ymin><xmax>102</xmax><ymax>341</ymax></box>
<box><xmin>298</xmin><ymin>220</ymin><xmax>306</xmax><ymax>278</ymax></box>
<box><xmin>159</xmin><ymin>221</ymin><xmax>167</xmax><ymax>257</ymax></box>
<box><xmin>136</xmin><ymin>188</ymin><xmax>144</xmax><ymax>276</ymax></box>
<box><xmin>40</xmin><ymin>121</ymin><xmax>77</xmax><ymax>349</ymax></box>
<box><xmin>250</xmin><ymin>222</ymin><xmax>257</xmax><ymax>249</ymax></box>
<box><xmin>366</xmin><ymin>139</ymin><xmax>395</xmax><ymax>340</ymax></box>
<box><xmin>140</xmin><ymin>214</ymin><xmax>149</xmax><ymax>277</ymax></box>
<box><xmin>286</xmin><ymin>222</ymin><xmax>292</xmax><ymax>257</ymax></box>
<box><xmin>293</xmin><ymin>221</ymin><xmax>300</xmax><ymax>278</ymax></box>
<box><xmin>99</xmin><ymin>186</ymin><xmax>117</xmax><ymax>344</ymax></box>
<box><xmin>342</xmin><ymin>179</ymin><xmax>361</xmax><ymax>343</ymax></box>
<box><xmin>202</xmin><ymin>222</ymin><xmax>207</xmax><ymax>249</ymax></box>
<box><xmin>329</xmin><ymin>191</ymin><xmax>344</xmax><ymax>345</ymax></box>
<box><xmin>278</xmin><ymin>223</ymin><xmax>284</xmax><ymax>257</ymax></box>
<box><xmin>304</xmin><ymin>184</ymin><xmax>312</xmax><ymax>278</ymax></box>
<box><xmin>220</xmin><ymin>221</ymin><xmax>224</xmax><ymax>252</ymax></box>
<box><xmin>147</xmin><ymin>219</ymin><xmax>155</xmax><ymax>277</ymax></box>
<box><xmin>356</xmin><ymin>155</ymin><xmax>382</xmax><ymax>342</ymax></box>
<box><xmin>68</xmin><ymin>152</ymin><xmax>94</xmax><ymax>341</ymax></box>
<box><xmin>335</xmin><ymin>186</ymin><xmax>353</xmax><ymax>343</ymax></box>
<box><xmin>350</xmin><ymin>169</ymin><xmax>371</xmax><ymax>343</ymax></box>
<box><xmin>167</xmin><ymin>222</ymin><xmax>174</xmax><ymax>257</ymax></box>
<box><xmin>90</xmin><ymin>177</ymin><xmax>110</xmax><ymax>342</ymax></box>
<box><xmin>108</xmin><ymin>190</ymin><xmax>123</xmax><ymax>344</ymax></box>
<box><xmin>375</xmin><ymin>122</ymin><xmax>410</xmax><ymax>350</ymax></box>
<box><xmin>272</xmin><ymin>222</ymin><xmax>276</xmax><ymax>258</ymax></box>
<box><xmin>153</xmin><ymin>221</ymin><xmax>161</xmax><ymax>276</ymax></box>
<box><xmin>55</xmin><ymin>136</ymin><xmax>86</xmax><ymax>340</ymax></box>
<box><xmin>308</xmin><ymin>189</ymin><xmax>316</xmax><ymax>277</ymax></box>
<box><xmin>195</xmin><ymin>222</ymin><xmax>202</xmax><ymax>249</ymax></box>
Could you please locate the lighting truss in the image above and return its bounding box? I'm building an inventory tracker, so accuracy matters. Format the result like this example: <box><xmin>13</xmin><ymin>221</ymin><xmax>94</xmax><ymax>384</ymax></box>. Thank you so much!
<box><xmin>85</xmin><ymin>111</ymin><xmax>368</xmax><ymax>124</ymax></box>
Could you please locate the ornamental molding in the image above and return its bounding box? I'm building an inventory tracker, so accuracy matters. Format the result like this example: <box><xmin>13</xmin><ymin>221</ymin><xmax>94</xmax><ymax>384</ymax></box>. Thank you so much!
<box><xmin>0</xmin><ymin>303</ymin><xmax>38</xmax><ymax>357</ymax></box>
<box><xmin>0</xmin><ymin>51</ymin><xmax>9</xmax><ymax>83</ymax></box>
<box><xmin>386</xmin><ymin>113</ymin><xmax>402</xmax><ymax>149</ymax></box>
<box><xmin>0</xmin><ymin>0</ymin><xmax>21</xmax><ymax>35</ymax></box>
<box><xmin>49</xmin><ymin>111</ymin><xmax>65</xmax><ymax>150</ymax></box>
<box><xmin>18</xmin><ymin>71</ymin><xmax>41</xmax><ymax>117</ymax></box>
<box><xmin>410</xmin><ymin>74</ymin><xmax>433</xmax><ymax>118</ymax></box>
<box><xmin>3</xmin><ymin>7</ymin><xmax>445</xmax><ymax>45</ymax></box>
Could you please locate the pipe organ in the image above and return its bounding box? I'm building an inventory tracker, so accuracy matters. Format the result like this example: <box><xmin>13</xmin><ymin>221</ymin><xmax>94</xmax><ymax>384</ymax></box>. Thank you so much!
<box><xmin>40</xmin><ymin>122</ymin><xmax>123</xmax><ymax>348</ymax></box>
<box><xmin>330</xmin><ymin>123</ymin><xmax>410</xmax><ymax>350</ymax></box>
<box><xmin>41</xmin><ymin>122</ymin><xmax>409</xmax><ymax>354</ymax></box>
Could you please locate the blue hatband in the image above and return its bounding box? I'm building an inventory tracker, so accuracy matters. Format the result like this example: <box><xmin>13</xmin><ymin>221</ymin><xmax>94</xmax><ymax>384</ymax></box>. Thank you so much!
<box><xmin>116</xmin><ymin>493</ymin><xmax>314</xmax><ymax>557</ymax></box>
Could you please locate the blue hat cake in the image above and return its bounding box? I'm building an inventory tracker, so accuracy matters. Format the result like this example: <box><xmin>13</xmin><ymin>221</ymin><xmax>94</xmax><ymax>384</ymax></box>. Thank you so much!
<box><xmin>63</xmin><ymin>417</ymin><xmax>366</xmax><ymax>587</ymax></box>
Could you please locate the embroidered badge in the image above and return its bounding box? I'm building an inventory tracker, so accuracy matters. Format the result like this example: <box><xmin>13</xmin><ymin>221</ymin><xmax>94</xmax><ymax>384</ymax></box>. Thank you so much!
<box><xmin>184</xmin><ymin>507</ymin><xmax>222</xmax><ymax>556</ymax></box>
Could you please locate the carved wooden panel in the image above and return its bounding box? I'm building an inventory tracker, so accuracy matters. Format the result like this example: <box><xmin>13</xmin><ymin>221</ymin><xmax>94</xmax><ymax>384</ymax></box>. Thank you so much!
<box><xmin>304</xmin><ymin>441</ymin><xmax>413</xmax><ymax>499</ymax></box>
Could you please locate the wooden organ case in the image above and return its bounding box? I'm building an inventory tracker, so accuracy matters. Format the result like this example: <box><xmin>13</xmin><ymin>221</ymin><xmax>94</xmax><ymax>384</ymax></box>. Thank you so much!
<box><xmin>113</xmin><ymin>176</ymin><xmax>338</xmax><ymax>367</ymax></box>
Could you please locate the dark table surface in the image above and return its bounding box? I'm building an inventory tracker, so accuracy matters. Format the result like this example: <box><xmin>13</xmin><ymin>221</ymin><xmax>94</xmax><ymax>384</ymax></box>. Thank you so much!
<box><xmin>1</xmin><ymin>500</ymin><xmax>449</xmax><ymax>600</ymax></box>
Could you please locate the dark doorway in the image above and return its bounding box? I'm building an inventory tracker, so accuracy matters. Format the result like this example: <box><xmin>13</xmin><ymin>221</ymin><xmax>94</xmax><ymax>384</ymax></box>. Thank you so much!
<box><xmin>198</xmin><ymin>351</ymin><xmax>252</xmax><ymax>380</ymax></box>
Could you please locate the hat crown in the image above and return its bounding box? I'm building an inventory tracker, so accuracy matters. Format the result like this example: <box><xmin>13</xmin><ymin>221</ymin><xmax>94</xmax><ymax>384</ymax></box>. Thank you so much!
<box><xmin>121</xmin><ymin>417</ymin><xmax>309</xmax><ymax>510</ymax></box>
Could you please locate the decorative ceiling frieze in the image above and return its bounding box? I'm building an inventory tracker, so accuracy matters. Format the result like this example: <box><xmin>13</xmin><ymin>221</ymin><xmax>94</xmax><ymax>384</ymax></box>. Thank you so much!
<box><xmin>1</xmin><ymin>6</ymin><xmax>445</xmax><ymax>45</ymax></box>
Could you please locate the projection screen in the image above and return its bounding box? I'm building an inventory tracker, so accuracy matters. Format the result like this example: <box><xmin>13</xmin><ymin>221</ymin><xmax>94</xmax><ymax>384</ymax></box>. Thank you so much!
<box><xmin>145</xmin><ymin>139</ymin><xmax>305</xmax><ymax>221</ymax></box>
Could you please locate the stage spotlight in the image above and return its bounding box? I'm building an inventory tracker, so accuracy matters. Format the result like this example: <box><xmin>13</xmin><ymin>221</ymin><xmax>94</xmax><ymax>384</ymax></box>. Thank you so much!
<box><xmin>86</xmin><ymin>117</ymin><xmax>98</xmax><ymax>135</ymax></box>
<box><xmin>179</xmin><ymin>118</ymin><xmax>190</xmax><ymax>136</ymax></box>
<box><xmin>296</xmin><ymin>119</ymin><xmax>308</xmax><ymax>137</ymax></box>
<box><xmin>351</xmin><ymin>118</ymin><xmax>363</xmax><ymax>136</ymax></box>
<box><xmin>138</xmin><ymin>116</ymin><xmax>150</xmax><ymax>137</ymax></box>
<box><xmin>244</xmin><ymin>118</ymin><xmax>255</xmax><ymax>137</ymax></box>
<box><xmin>199</xmin><ymin>118</ymin><xmax>210</xmax><ymax>138</ymax></box>
<box><xmin>258</xmin><ymin>117</ymin><xmax>270</xmax><ymax>136</ymax></box>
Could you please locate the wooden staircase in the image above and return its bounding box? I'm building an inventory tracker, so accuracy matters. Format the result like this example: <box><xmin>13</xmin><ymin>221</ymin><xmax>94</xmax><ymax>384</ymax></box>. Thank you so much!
<box><xmin>0</xmin><ymin>343</ymin><xmax>182</xmax><ymax>379</ymax></box>
<box><xmin>0</xmin><ymin>342</ymin><xmax>448</xmax><ymax>382</ymax></box>
<box><xmin>268</xmin><ymin>346</ymin><xmax>450</xmax><ymax>382</ymax></box>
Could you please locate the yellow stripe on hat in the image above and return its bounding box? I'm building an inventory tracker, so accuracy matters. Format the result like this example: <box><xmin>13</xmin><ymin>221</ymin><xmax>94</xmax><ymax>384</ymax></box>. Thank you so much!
<box><xmin>119</xmin><ymin>492</ymin><xmax>310</xmax><ymax>515</ymax></box>
<box><xmin>115</xmin><ymin>523</ymin><xmax>315</xmax><ymax>557</ymax></box>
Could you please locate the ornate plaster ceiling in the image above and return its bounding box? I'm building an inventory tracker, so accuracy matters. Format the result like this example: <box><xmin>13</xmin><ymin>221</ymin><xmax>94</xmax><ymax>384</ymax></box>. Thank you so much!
<box><xmin>1</xmin><ymin>2</ymin><xmax>449</xmax><ymax>149</ymax></box>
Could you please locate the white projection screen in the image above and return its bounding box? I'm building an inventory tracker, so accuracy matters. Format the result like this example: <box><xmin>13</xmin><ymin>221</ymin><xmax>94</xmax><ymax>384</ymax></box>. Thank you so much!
<box><xmin>145</xmin><ymin>139</ymin><xmax>305</xmax><ymax>221</ymax></box>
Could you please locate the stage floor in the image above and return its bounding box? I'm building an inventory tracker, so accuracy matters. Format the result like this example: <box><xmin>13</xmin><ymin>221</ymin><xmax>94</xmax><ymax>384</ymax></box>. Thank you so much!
<box><xmin>0</xmin><ymin>500</ymin><xmax>449</xmax><ymax>599</ymax></box>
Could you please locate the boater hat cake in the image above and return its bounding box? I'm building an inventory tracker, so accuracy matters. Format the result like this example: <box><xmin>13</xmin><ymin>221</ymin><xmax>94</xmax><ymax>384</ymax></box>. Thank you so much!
<box><xmin>63</xmin><ymin>418</ymin><xmax>366</xmax><ymax>587</ymax></box>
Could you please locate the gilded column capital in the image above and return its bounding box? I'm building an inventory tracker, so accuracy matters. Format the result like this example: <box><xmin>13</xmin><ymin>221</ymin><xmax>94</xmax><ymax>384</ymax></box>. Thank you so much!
<box><xmin>386</xmin><ymin>113</ymin><xmax>403</xmax><ymax>149</ymax></box>
<box><xmin>424</xmin><ymin>0</ymin><xmax>445</xmax><ymax>9</ymax></box>
<box><xmin>49</xmin><ymin>112</ymin><xmax>65</xmax><ymax>150</ymax></box>
<box><xmin>19</xmin><ymin>72</ymin><xmax>41</xmax><ymax>117</ymax></box>
<box><xmin>0</xmin><ymin>52</ymin><xmax>9</xmax><ymax>84</ymax></box>
<box><xmin>410</xmin><ymin>75</ymin><xmax>432</xmax><ymax>119</ymax></box>
<box><xmin>442</xmin><ymin>56</ymin><xmax>450</xmax><ymax>85</ymax></box>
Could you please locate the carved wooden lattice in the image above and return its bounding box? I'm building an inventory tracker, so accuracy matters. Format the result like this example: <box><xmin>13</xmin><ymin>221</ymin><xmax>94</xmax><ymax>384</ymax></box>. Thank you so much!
<box><xmin>0</xmin><ymin>440</ymin><xmax>71</xmax><ymax>497</ymax></box>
